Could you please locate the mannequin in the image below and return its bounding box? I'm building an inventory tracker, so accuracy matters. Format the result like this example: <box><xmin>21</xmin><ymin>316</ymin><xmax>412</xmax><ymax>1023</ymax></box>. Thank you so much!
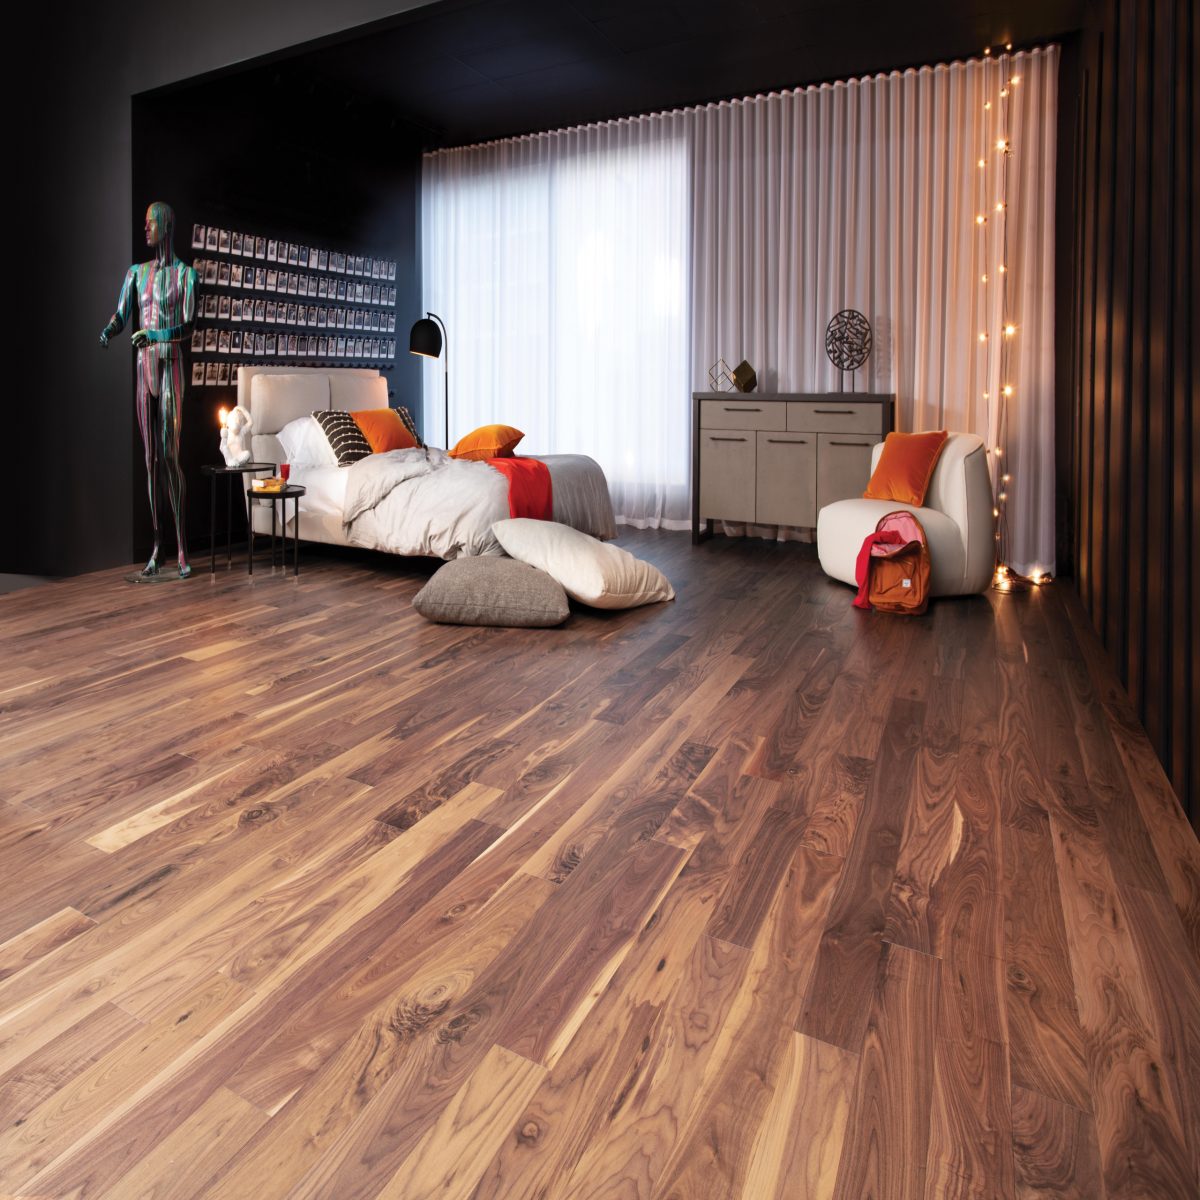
<box><xmin>100</xmin><ymin>202</ymin><xmax>197</xmax><ymax>578</ymax></box>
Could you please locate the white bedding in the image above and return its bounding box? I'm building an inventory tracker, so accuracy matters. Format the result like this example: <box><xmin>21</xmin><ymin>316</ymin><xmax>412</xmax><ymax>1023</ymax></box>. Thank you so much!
<box><xmin>283</xmin><ymin>450</ymin><xmax>615</xmax><ymax>560</ymax></box>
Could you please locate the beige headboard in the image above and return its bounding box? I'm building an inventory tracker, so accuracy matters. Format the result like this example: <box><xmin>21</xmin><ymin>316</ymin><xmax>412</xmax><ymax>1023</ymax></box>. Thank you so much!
<box><xmin>237</xmin><ymin>366</ymin><xmax>386</xmax><ymax>434</ymax></box>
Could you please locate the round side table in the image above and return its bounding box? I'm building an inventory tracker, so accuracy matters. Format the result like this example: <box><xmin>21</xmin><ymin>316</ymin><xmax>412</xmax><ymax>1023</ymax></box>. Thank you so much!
<box><xmin>201</xmin><ymin>462</ymin><xmax>276</xmax><ymax>573</ymax></box>
<box><xmin>246</xmin><ymin>484</ymin><xmax>306</xmax><ymax>577</ymax></box>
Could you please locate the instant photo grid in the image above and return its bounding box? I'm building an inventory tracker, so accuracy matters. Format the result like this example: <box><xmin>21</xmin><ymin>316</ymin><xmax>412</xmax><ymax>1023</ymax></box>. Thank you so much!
<box><xmin>188</xmin><ymin>223</ymin><xmax>400</xmax><ymax>386</ymax></box>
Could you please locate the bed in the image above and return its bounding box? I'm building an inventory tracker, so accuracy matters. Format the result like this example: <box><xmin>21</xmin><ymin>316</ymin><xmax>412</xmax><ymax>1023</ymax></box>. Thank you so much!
<box><xmin>239</xmin><ymin>366</ymin><xmax>617</xmax><ymax>559</ymax></box>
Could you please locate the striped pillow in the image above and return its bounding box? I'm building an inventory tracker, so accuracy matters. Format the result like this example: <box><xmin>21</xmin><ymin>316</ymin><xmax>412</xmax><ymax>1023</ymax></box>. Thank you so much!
<box><xmin>313</xmin><ymin>409</ymin><xmax>372</xmax><ymax>466</ymax></box>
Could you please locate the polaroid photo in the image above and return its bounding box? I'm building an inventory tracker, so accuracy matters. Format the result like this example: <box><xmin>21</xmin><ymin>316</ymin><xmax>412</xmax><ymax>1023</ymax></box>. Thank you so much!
<box><xmin>368</xmin><ymin>284</ymin><xmax>378</xmax><ymax>305</ymax></box>
<box><xmin>218</xmin><ymin>262</ymin><xmax>231</xmax><ymax>287</ymax></box>
<box><xmin>334</xmin><ymin>279</ymin><xmax>345</xmax><ymax>301</ymax></box>
<box><xmin>287</xmin><ymin>273</ymin><xmax>298</xmax><ymax>295</ymax></box>
<box><xmin>254</xmin><ymin>332</ymin><xmax>265</xmax><ymax>354</ymax></box>
<box><xmin>388</xmin><ymin>339</ymin><xmax>396</xmax><ymax>359</ymax></box>
<box><xmin>285</xmin><ymin>303</ymin><xmax>297</xmax><ymax>325</ymax></box>
<box><xmin>255</xmin><ymin>236</ymin><xmax>266</xmax><ymax>259</ymax></box>
<box><xmin>255</xmin><ymin>267</ymin><xmax>266</xmax><ymax>290</ymax></box>
<box><xmin>387</xmin><ymin>313</ymin><xmax>396</xmax><ymax>333</ymax></box>
<box><xmin>316</xmin><ymin>307</ymin><xmax>327</xmax><ymax>328</ymax></box>
<box><xmin>267</xmin><ymin>239</ymin><xmax>278</xmax><ymax>261</ymax></box>
<box><xmin>232</xmin><ymin>232</ymin><xmax>243</xmax><ymax>256</ymax></box>
<box><xmin>373</xmin><ymin>312</ymin><xmax>382</xmax><ymax>331</ymax></box>
<box><xmin>266</xmin><ymin>333</ymin><xmax>277</xmax><ymax>356</ymax></box>
<box><xmin>287</xmin><ymin>335</ymin><xmax>298</xmax><ymax>355</ymax></box>
<box><xmin>352</xmin><ymin>337</ymin><xmax>362</xmax><ymax>357</ymax></box>
<box><xmin>192</xmin><ymin>257</ymin><xmax>205</xmax><ymax>275</ymax></box>
<box><xmin>265</xmin><ymin>268</ymin><xmax>277</xmax><ymax>292</ymax></box>
<box><xmin>266</xmin><ymin>300</ymin><xmax>277</xmax><ymax>323</ymax></box>
<box><xmin>191</xmin><ymin>361</ymin><xmax>206</xmax><ymax>386</ymax></box>
<box><xmin>297</xmin><ymin>336</ymin><xmax>307</xmax><ymax>356</ymax></box>
<box><xmin>318</xmin><ymin>336</ymin><xmax>328</xmax><ymax>356</ymax></box>
<box><xmin>254</xmin><ymin>299</ymin><xmax>266</xmax><ymax>322</ymax></box>
<box><xmin>286</xmin><ymin>243</ymin><xmax>298</xmax><ymax>266</ymax></box>
<box><xmin>231</xmin><ymin>331</ymin><xmax>243</xmax><ymax>353</ymax></box>
<box><xmin>202</xmin><ymin>295</ymin><xmax>215</xmax><ymax>319</ymax></box>
<box><xmin>218</xmin><ymin>362</ymin><xmax>230</xmax><ymax>385</ymax></box>
<box><xmin>335</xmin><ymin>336</ymin><xmax>345</xmax><ymax>357</ymax></box>
<box><xmin>308</xmin><ymin>337</ymin><xmax>318</xmax><ymax>357</ymax></box>
<box><xmin>191</xmin><ymin>329</ymin><xmax>203</xmax><ymax>352</ymax></box>
<box><xmin>297</xmin><ymin>274</ymin><xmax>308</xmax><ymax>298</ymax></box>
<box><xmin>206</xmin><ymin>362</ymin><xmax>220</xmax><ymax>385</ymax></box>
<box><xmin>218</xmin><ymin>229</ymin><xmax>231</xmax><ymax>253</ymax></box>
<box><xmin>191</xmin><ymin>224</ymin><xmax>205</xmax><ymax>250</ymax></box>
<box><xmin>231</xmin><ymin>299</ymin><xmax>242</xmax><ymax>321</ymax></box>
<box><xmin>388</xmin><ymin>260</ymin><xmax>396</xmax><ymax>280</ymax></box>
<box><xmin>242</xmin><ymin>234</ymin><xmax>254</xmax><ymax>256</ymax></box>
<box><xmin>298</xmin><ymin>246</ymin><xmax>309</xmax><ymax>268</ymax></box>
<box><xmin>218</xmin><ymin>296</ymin><xmax>231</xmax><ymax>320</ymax></box>
<box><xmin>231</xmin><ymin>264</ymin><xmax>243</xmax><ymax>288</ymax></box>
<box><xmin>203</xmin><ymin>261</ymin><xmax>217</xmax><ymax>286</ymax></box>
<box><xmin>205</xmin><ymin>227</ymin><xmax>219</xmax><ymax>252</ymax></box>
<box><xmin>307</xmin><ymin>305</ymin><xmax>317</xmax><ymax>325</ymax></box>
<box><xmin>337</xmin><ymin>308</ymin><xmax>347</xmax><ymax>329</ymax></box>
<box><xmin>218</xmin><ymin>330</ymin><xmax>231</xmax><ymax>354</ymax></box>
<box><xmin>363</xmin><ymin>256</ymin><xmax>373</xmax><ymax>278</ymax></box>
<box><xmin>317</xmin><ymin>277</ymin><xmax>328</xmax><ymax>299</ymax></box>
<box><xmin>317</xmin><ymin>249</ymin><xmax>328</xmax><ymax>271</ymax></box>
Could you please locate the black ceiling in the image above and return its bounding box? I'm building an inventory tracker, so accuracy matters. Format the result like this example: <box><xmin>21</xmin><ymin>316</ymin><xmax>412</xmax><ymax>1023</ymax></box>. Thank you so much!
<box><xmin>166</xmin><ymin>0</ymin><xmax>1088</xmax><ymax>149</ymax></box>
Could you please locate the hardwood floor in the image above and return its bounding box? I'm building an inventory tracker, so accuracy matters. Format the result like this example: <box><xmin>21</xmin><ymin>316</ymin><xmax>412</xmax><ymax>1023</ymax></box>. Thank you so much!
<box><xmin>0</xmin><ymin>529</ymin><xmax>1196</xmax><ymax>1199</ymax></box>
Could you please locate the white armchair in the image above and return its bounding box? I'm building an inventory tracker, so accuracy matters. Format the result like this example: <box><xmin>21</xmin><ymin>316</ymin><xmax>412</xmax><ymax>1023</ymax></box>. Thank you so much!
<box><xmin>816</xmin><ymin>432</ymin><xmax>995</xmax><ymax>596</ymax></box>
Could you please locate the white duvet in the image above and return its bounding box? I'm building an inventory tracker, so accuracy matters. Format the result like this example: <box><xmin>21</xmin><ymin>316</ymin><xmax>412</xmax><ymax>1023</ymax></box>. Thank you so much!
<box><xmin>340</xmin><ymin>448</ymin><xmax>514</xmax><ymax>559</ymax></box>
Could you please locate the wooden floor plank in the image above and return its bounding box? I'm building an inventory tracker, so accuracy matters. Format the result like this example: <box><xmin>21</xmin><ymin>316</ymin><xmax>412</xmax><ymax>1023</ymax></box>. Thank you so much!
<box><xmin>0</xmin><ymin>534</ymin><xmax>1194</xmax><ymax>1197</ymax></box>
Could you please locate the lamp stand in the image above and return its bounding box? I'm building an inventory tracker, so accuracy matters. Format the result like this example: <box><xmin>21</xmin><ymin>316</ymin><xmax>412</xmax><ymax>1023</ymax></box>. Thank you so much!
<box><xmin>426</xmin><ymin>311</ymin><xmax>449</xmax><ymax>447</ymax></box>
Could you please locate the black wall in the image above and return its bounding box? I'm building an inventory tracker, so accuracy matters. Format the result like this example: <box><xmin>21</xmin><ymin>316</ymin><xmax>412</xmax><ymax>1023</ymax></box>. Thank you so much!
<box><xmin>4</xmin><ymin>0</ymin><xmax>432</xmax><ymax>580</ymax></box>
<box><xmin>1065</xmin><ymin>0</ymin><xmax>1197</xmax><ymax>820</ymax></box>
<box><xmin>130</xmin><ymin>68</ymin><xmax>422</xmax><ymax>561</ymax></box>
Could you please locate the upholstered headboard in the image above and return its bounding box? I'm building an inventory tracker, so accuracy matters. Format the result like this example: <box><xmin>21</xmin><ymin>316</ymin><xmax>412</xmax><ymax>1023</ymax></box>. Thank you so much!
<box><xmin>238</xmin><ymin>366</ymin><xmax>387</xmax><ymax>465</ymax></box>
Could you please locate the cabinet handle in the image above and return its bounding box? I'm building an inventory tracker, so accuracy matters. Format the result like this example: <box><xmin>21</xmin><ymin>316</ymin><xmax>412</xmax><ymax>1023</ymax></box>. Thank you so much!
<box><xmin>829</xmin><ymin>440</ymin><xmax>873</xmax><ymax>446</ymax></box>
<box><xmin>766</xmin><ymin>438</ymin><xmax>807</xmax><ymax>444</ymax></box>
<box><xmin>722</xmin><ymin>406</ymin><xmax>761</xmax><ymax>412</ymax></box>
<box><xmin>709</xmin><ymin>436</ymin><xmax>748</xmax><ymax>442</ymax></box>
<box><xmin>814</xmin><ymin>409</ymin><xmax>855</xmax><ymax>415</ymax></box>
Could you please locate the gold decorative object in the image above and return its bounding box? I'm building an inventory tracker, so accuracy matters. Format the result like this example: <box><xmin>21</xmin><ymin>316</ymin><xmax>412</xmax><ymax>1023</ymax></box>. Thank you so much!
<box><xmin>731</xmin><ymin>360</ymin><xmax>757</xmax><ymax>393</ymax></box>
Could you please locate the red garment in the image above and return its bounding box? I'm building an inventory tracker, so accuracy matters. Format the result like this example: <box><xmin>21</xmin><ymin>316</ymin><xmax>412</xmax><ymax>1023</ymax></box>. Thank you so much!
<box><xmin>853</xmin><ymin>528</ymin><xmax>905</xmax><ymax>609</ymax></box>
<box><xmin>486</xmin><ymin>456</ymin><xmax>553</xmax><ymax>520</ymax></box>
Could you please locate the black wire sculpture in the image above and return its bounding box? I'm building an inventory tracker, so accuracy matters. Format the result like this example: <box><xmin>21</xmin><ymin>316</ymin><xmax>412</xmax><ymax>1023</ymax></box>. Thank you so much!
<box><xmin>824</xmin><ymin>310</ymin><xmax>872</xmax><ymax>390</ymax></box>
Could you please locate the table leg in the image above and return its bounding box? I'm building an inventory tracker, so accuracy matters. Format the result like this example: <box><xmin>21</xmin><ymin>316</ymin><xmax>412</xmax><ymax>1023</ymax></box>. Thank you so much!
<box><xmin>226</xmin><ymin>474</ymin><xmax>233</xmax><ymax>566</ymax></box>
<box><xmin>248</xmin><ymin>499</ymin><xmax>254</xmax><ymax>576</ymax></box>
<box><xmin>294</xmin><ymin>498</ymin><xmax>300</xmax><ymax>577</ymax></box>
<box><xmin>209</xmin><ymin>475</ymin><xmax>216</xmax><ymax>573</ymax></box>
<box><xmin>271</xmin><ymin>501</ymin><xmax>277</xmax><ymax>570</ymax></box>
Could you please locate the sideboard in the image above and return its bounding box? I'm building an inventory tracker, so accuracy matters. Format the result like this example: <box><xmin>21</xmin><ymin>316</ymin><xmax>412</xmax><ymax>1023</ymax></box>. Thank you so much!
<box><xmin>691</xmin><ymin>391</ymin><xmax>895</xmax><ymax>543</ymax></box>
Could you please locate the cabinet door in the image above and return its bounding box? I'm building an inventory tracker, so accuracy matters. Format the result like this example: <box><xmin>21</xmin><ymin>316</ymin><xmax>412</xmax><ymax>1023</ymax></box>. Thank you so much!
<box><xmin>756</xmin><ymin>433</ymin><xmax>817</xmax><ymax>526</ymax></box>
<box><xmin>699</xmin><ymin>430</ymin><xmax>756</xmax><ymax>523</ymax></box>
<box><xmin>817</xmin><ymin>434</ymin><xmax>881</xmax><ymax>510</ymax></box>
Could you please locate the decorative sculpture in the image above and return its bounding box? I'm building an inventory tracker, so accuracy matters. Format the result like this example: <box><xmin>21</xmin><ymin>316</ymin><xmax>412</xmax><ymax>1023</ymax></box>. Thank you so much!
<box><xmin>707</xmin><ymin>358</ymin><xmax>735</xmax><ymax>392</ymax></box>
<box><xmin>731</xmin><ymin>360</ymin><xmax>757</xmax><ymax>393</ymax></box>
<box><xmin>219</xmin><ymin>405</ymin><xmax>254</xmax><ymax>466</ymax></box>
<box><xmin>100</xmin><ymin>202</ymin><xmax>197</xmax><ymax>579</ymax></box>
<box><xmin>824</xmin><ymin>310</ymin><xmax>873</xmax><ymax>390</ymax></box>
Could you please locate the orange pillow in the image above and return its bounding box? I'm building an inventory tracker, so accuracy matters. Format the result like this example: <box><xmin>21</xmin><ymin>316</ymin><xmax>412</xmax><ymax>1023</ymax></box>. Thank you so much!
<box><xmin>863</xmin><ymin>431</ymin><xmax>949</xmax><ymax>506</ymax></box>
<box><xmin>351</xmin><ymin>408</ymin><xmax>418</xmax><ymax>453</ymax></box>
<box><xmin>449</xmin><ymin>424</ymin><xmax>525</xmax><ymax>461</ymax></box>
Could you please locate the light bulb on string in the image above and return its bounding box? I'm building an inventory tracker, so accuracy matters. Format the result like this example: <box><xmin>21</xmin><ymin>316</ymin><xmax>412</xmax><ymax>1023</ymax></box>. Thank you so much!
<box><xmin>1003</xmin><ymin>385</ymin><xmax>1014</xmax><ymax>397</ymax></box>
<box><xmin>1004</xmin><ymin>324</ymin><xmax>1016</xmax><ymax>337</ymax></box>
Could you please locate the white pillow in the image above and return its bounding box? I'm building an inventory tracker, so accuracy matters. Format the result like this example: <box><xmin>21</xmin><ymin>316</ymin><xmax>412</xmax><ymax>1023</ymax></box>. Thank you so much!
<box><xmin>277</xmin><ymin>416</ymin><xmax>338</xmax><ymax>467</ymax></box>
<box><xmin>492</xmin><ymin>519</ymin><xmax>674</xmax><ymax>609</ymax></box>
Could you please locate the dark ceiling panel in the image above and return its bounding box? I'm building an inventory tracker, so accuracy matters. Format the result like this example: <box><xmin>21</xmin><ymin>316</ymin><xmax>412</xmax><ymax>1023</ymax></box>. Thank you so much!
<box><xmin>172</xmin><ymin>0</ymin><xmax>1086</xmax><ymax>149</ymax></box>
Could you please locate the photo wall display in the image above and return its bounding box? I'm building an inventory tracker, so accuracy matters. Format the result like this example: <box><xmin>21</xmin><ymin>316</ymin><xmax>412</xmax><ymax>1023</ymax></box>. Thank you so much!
<box><xmin>188</xmin><ymin>222</ymin><xmax>399</xmax><ymax>385</ymax></box>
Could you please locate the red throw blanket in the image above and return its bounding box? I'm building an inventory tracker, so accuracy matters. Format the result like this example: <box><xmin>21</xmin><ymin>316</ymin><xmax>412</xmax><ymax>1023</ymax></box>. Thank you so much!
<box><xmin>487</xmin><ymin>456</ymin><xmax>553</xmax><ymax>520</ymax></box>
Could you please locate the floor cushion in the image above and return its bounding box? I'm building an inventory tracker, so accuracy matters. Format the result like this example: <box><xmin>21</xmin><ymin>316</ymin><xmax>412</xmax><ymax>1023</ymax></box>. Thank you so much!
<box><xmin>492</xmin><ymin>518</ymin><xmax>675</xmax><ymax>609</ymax></box>
<box><xmin>412</xmin><ymin>556</ymin><xmax>570</xmax><ymax>627</ymax></box>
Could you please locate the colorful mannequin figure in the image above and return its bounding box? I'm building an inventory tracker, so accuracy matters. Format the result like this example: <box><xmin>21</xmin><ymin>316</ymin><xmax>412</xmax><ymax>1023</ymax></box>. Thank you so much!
<box><xmin>100</xmin><ymin>202</ymin><xmax>197</xmax><ymax>578</ymax></box>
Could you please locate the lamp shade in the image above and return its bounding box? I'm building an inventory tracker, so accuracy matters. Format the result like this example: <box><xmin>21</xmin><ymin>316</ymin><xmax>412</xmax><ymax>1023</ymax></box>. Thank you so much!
<box><xmin>409</xmin><ymin>317</ymin><xmax>443</xmax><ymax>359</ymax></box>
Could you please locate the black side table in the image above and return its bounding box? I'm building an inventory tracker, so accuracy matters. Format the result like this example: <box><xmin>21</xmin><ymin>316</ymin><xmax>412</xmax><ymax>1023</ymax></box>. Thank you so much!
<box><xmin>246</xmin><ymin>484</ymin><xmax>306</xmax><ymax>577</ymax></box>
<box><xmin>202</xmin><ymin>462</ymin><xmax>276</xmax><ymax>573</ymax></box>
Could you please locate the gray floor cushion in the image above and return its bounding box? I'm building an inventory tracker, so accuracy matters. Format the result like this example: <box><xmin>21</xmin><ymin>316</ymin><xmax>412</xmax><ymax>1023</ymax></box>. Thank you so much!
<box><xmin>412</xmin><ymin>556</ymin><xmax>570</xmax><ymax>627</ymax></box>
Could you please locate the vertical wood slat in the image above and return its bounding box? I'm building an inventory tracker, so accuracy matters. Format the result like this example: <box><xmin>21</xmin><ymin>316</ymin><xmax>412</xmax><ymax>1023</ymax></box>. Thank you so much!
<box><xmin>1066</xmin><ymin>0</ymin><xmax>1197</xmax><ymax>827</ymax></box>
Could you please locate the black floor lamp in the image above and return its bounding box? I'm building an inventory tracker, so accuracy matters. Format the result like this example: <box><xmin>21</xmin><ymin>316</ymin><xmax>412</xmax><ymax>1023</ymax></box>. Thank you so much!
<box><xmin>409</xmin><ymin>312</ymin><xmax>448</xmax><ymax>447</ymax></box>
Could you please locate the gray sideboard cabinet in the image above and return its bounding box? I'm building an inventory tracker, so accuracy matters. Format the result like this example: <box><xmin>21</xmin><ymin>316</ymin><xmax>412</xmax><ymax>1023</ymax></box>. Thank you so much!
<box><xmin>691</xmin><ymin>392</ymin><xmax>895</xmax><ymax>543</ymax></box>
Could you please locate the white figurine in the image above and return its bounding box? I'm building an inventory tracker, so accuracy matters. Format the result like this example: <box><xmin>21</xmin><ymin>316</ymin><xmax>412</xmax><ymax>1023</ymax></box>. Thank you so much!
<box><xmin>219</xmin><ymin>405</ymin><xmax>253</xmax><ymax>466</ymax></box>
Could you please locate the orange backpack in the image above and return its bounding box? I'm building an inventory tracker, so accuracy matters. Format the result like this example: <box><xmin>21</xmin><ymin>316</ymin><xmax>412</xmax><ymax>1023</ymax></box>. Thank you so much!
<box><xmin>853</xmin><ymin>510</ymin><xmax>932</xmax><ymax>615</ymax></box>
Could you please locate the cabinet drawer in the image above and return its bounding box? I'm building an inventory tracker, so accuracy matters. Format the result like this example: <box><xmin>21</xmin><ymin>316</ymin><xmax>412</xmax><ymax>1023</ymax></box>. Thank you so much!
<box><xmin>701</xmin><ymin>400</ymin><xmax>785</xmax><ymax>431</ymax></box>
<box><xmin>756</xmin><ymin>433</ymin><xmax>817</xmax><ymax>527</ymax></box>
<box><xmin>817</xmin><ymin>433</ymin><xmax>881</xmax><ymax>510</ymax></box>
<box><xmin>699</xmin><ymin>430</ymin><xmax>756</xmax><ymax>523</ymax></box>
<box><xmin>788</xmin><ymin>401</ymin><xmax>883</xmax><ymax>435</ymax></box>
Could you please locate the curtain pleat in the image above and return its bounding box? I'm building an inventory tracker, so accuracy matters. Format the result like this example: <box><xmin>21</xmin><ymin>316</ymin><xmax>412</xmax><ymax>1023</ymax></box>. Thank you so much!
<box><xmin>422</xmin><ymin>46</ymin><xmax>1058</xmax><ymax>570</ymax></box>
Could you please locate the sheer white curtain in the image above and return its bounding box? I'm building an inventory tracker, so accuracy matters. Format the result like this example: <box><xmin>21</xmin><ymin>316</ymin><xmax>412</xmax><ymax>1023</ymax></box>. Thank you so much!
<box><xmin>421</xmin><ymin>115</ymin><xmax>691</xmax><ymax>527</ymax></box>
<box><xmin>421</xmin><ymin>47</ymin><xmax>1058</xmax><ymax>570</ymax></box>
<box><xmin>690</xmin><ymin>47</ymin><xmax>1058</xmax><ymax>573</ymax></box>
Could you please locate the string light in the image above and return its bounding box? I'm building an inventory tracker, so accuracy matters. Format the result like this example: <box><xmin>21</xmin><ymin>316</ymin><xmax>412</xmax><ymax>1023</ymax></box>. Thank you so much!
<box><xmin>1004</xmin><ymin>323</ymin><xmax>1016</xmax><ymax>336</ymax></box>
<box><xmin>976</xmin><ymin>214</ymin><xmax>987</xmax><ymax>225</ymax></box>
<box><xmin>979</xmin><ymin>332</ymin><xmax>988</xmax><ymax>342</ymax></box>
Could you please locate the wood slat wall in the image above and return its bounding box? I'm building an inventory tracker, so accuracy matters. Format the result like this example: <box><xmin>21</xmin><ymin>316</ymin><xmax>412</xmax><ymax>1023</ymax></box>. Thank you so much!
<box><xmin>1065</xmin><ymin>0</ymin><xmax>1197</xmax><ymax>824</ymax></box>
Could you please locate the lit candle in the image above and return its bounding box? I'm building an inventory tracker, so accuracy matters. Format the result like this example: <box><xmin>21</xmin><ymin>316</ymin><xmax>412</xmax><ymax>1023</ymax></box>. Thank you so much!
<box><xmin>218</xmin><ymin>407</ymin><xmax>228</xmax><ymax>427</ymax></box>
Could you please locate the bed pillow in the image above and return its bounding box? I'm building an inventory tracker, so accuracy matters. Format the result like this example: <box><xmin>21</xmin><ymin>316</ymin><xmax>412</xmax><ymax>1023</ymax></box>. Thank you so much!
<box><xmin>352</xmin><ymin>407</ymin><xmax>418</xmax><ymax>453</ymax></box>
<box><xmin>492</xmin><ymin>519</ymin><xmax>675</xmax><ymax>609</ymax></box>
<box><xmin>412</xmin><ymin>557</ymin><xmax>570</xmax><ymax>627</ymax></box>
<box><xmin>863</xmin><ymin>430</ymin><xmax>949</xmax><ymax>506</ymax></box>
<box><xmin>313</xmin><ymin>409</ymin><xmax>373</xmax><ymax>466</ymax></box>
<box><xmin>277</xmin><ymin>416</ymin><xmax>339</xmax><ymax>467</ymax></box>
<box><xmin>450</xmin><ymin>424</ymin><xmax>524</xmax><ymax>461</ymax></box>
